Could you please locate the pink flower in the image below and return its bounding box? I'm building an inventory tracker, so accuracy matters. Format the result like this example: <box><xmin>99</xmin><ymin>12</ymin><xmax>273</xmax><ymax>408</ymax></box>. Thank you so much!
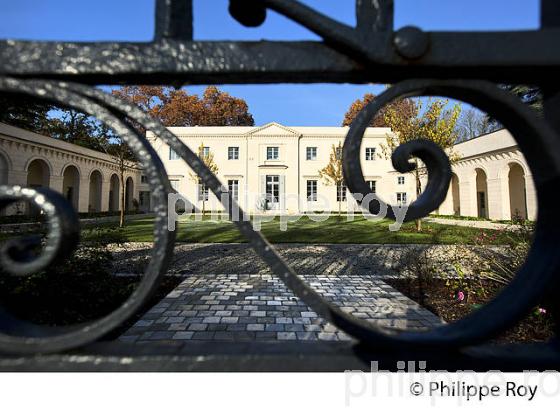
<box><xmin>538</xmin><ymin>308</ymin><xmax>547</xmax><ymax>315</ymax></box>
<box><xmin>457</xmin><ymin>291</ymin><xmax>465</xmax><ymax>302</ymax></box>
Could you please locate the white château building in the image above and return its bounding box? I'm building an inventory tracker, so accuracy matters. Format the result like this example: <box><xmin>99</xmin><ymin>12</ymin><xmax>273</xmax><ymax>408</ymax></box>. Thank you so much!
<box><xmin>0</xmin><ymin>121</ymin><xmax>536</xmax><ymax>220</ymax></box>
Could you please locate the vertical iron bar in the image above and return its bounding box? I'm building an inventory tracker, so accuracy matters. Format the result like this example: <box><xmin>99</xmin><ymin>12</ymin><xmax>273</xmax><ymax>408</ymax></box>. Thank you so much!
<box><xmin>155</xmin><ymin>0</ymin><xmax>193</xmax><ymax>40</ymax></box>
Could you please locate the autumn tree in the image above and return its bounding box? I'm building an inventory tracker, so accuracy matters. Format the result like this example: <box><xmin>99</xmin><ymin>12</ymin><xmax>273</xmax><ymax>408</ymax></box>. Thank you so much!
<box><xmin>318</xmin><ymin>142</ymin><xmax>344</xmax><ymax>217</ymax></box>
<box><xmin>112</xmin><ymin>85</ymin><xmax>254</xmax><ymax>131</ymax></box>
<box><xmin>342</xmin><ymin>93</ymin><xmax>417</xmax><ymax>127</ymax></box>
<box><xmin>190</xmin><ymin>143</ymin><xmax>219</xmax><ymax>214</ymax></box>
<box><xmin>381</xmin><ymin>98</ymin><xmax>462</xmax><ymax>232</ymax></box>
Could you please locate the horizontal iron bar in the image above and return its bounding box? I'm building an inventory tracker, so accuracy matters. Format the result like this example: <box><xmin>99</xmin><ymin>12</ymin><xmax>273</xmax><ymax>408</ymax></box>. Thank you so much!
<box><xmin>1</xmin><ymin>29</ymin><xmax>559</xmax><ymax>85</ymax></box>
<box><xmin>1</xmin><ymin>341</ymin><xmax>560</xmax><ymax>371</ymax></box>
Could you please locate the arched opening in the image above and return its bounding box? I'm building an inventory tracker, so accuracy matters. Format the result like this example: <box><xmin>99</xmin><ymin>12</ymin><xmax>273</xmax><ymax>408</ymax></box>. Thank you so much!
<box><xmin>508</xmin><ymin>163</ymin><xmax>527</xmax><ymax>220</ymax></box>
<box><xmin>0</xmin><ymin>152</ymin><xmax>8</xmax><ymax>185</ymax></box>
<box><xmin>89</xmin><ymin>170</ymin><xmax>103</xmax><ymax>213</ymax></box>
<box><xmin>62</xmin><ymin>165</ymin><xmax>80</xmax><ymax>211</ymax></box>
<box><xmin>475</xmin><ymin>168</ymin><xmax>488</xmax><ymax>218</ymax></box>
<box><xmin>125</xmin><ymin>177</ymin><xmax>134</xmax><ymax>211</ymax></box>
<box><xmin>27</xmin><ymin>158</ymin><xmax>50</xmax><ymax>188</ymax></box>
<box><xmin>26</xmin><ymin>159</ymin><xmax>51</xmax><ymax>215</ymax></box>
<box><xmin>108</xmin><ymin>174</ymin><xmax>120</xmax><ymax>212</ymax></box>
<box><xmin>451</xmin><ymin>173</ymin><xmax>460</xmax><ymax>216</ymax></box>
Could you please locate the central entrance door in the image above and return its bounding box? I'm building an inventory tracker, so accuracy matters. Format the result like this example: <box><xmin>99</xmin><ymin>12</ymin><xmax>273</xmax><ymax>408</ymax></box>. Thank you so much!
<box><xmin>266</xmin><ymin>175</ymin><xmax>280</xmax><ymax>210</ymax></box>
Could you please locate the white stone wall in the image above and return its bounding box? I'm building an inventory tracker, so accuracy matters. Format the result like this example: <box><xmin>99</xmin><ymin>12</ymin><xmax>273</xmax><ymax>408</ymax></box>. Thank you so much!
<box><xmin>148</xmin><ymin>122</ymin><xmax>416</xmax><ymax>214</ymax></box>
<box><xmin>0</xmin><ymin>123</ymin><xmax>141</xmax><ymax>215</ymax></box>
<box><xmin>436</xmin><ymin>129</ymin><xmax>536</xmax><ymax>221</ymax></box>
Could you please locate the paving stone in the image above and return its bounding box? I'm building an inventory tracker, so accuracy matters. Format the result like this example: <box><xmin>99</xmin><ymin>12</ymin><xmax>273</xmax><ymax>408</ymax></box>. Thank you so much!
<box><xmin>166</xmin><ymin>317</ymin><xmax>185</xmax><ymax>324</ymax></box>
<box><xmin>213</xmin><ymin>331</ymin><xmax>235</xmax><ymax>341</ymax></box>
<box><xmin>277</xmin><ymin>332</ymin><xmax>297</xmax><ymax>340</ymax></box>
<box><xmin>250</xmin><ymin>311</ymin><xmax>266</xmax><ymax>317</ymax></box>
<box><xmin>120</xmin><ymin>244</ymin><xmax>446</xmax><ymax>344</ymax></box>
<box><xmin>188</xmin><ymin>323</ymin><xmax>208</xmax><ymax>331</ymax></box>
<box><xmin>285</xmin><ymin>324</ymin><xmax>304</xmax><ymax>332</ymax></box>
<box><xmin>168</xmin><ymin>324</ymin><xmax>188</xmax><ymax>331</ymax></box>
<box><xmin>220</xmin><ymin>317</ymin><xmax>239</xmax><ymax>324</ymax></box>
<box><xmin>202</xmin><ymin>317</ymin><xmax>221</xmax><ymax>324</ymax></box>
<box><xmin>149</xmin><ymin>331</ymin><xmax>175</xmax><ymax>340</ymax></box>
<box><xmin>265</xmin><ymin>324</ymin><xmax>284</xmax><ymax>332</ymax></box>
<box><xmin>173</xmin><ymin>331</ymin><xmax>194</xmax><ymax>340</ymax></box>
<box><xmin>191</xmin><ymin>331</ymin><xmax>215</xmax><ymax>340</ymax></box>
<box><xmin>133</xmin><ymin>320</ymin><xmax>154</xmax><ymax>327</ymax></box>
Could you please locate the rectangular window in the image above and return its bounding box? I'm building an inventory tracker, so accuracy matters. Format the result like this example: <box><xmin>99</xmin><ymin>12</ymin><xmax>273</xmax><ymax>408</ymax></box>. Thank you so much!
<box><xmin>198</xmin><ymin>184</ymin><xmax>209</xmax><ymax>201</ymax></box>
<box><xmin>335</xmin><ymin>146</ymin><xmax>342</xmax><ymax>160</ymax></box>
<box><xmin>266</xmin><ymin>175</ymin><xmax>280</xmax><ymax>203</ymax></box>
<box><xmin>228</xmin><ymin>179</ymin><xmax>239</xmax><ymax>201</ymax></box>
<box><xmin>228</xmin><ymin>146</ymin><xmax>239</xmax><ymax>160</ymax></box>
<box><xmin>397</xmin><ymin>176</ymin><xmax>405</xmax><ymax>185</ymax></box>
<box><xmin>306</xmin><ymin>180</ymin><xmax>317</xmax><ymax>202</ymax></box>
<box><xmin>267</xmin><ymin>146</ymin><xmax>279</xmax><ymax>160</ymax></box>
<box><xmin>202</xmin><ymin>146</ymin><xmax>210</xmax><ymax>158</ymax></box>
<box><xmin>306</xmin><ymin>147</ymin><xmax>317</xmax><ymax>161</ymax></box>
<box><xmin>170</xmin><ymin>180</ymin><xmax>180</xmax><ymax>191</ymax></box>
<box><xmin>337</xmin><ymin>182</ymin><xmax>347</xmax><ymax>202</ymax></box>
<box><xmin>367</xmin><ymin>180</ymin><xmax>376</xmax><ymax>193</ymax></box>
<box><xmin>169</xmin><ymin>147</ymin><xmax>180</xmax><ymax>160</ymax></box>
<box><xmin>397</xmin><ymin>192</ymin><xmax>407</xmax><ymax>205</ymax></box>
<box><xmin>365</xmin><ymin>147</ymin><xmax>376</xmax><ymax>161</ymax></box>
<box><xmin>140</xmin><ymin>175</ymin><xmax>148</xmax><ymax>183</ymax></box>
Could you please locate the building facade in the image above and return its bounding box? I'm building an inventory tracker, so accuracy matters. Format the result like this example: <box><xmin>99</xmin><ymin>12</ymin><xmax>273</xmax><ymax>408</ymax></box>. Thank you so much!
<box><xmin>149</xmin><ymin>122</ymin><xmax>535</xmax><ymax>220</ymax></box>
<box><xmin>0</xmin><ymin>121</ymin><xmax>536</xmax><ymax>221</ymax></box>
<box><xmin>437</xmin><ymin>128</ymin><xmax>536</xmax><ymax>221</ymax></box>
<box><xmin>147</xmin><ymin>122</ymin><xmax>415</xmax><ymax>214</ymax></box>
<box><xmin>0</xmin><ymin>122</ymin><xmax>142</xmax><ymax>215</ymax></box>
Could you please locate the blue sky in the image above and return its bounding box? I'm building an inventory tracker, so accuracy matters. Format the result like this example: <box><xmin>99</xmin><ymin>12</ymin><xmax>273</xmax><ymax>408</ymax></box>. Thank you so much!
<box><xmin>0</xmin><ymin>0</ymin><xmax>540</xmax><ymax>126</ymax></box>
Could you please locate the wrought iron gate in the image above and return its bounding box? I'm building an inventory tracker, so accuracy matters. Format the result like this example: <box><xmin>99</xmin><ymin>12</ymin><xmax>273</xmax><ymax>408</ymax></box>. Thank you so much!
<box><xmin>0</xmin><ymin>0</ymin><xmax>559</xmax><ymax>371</ymax></box>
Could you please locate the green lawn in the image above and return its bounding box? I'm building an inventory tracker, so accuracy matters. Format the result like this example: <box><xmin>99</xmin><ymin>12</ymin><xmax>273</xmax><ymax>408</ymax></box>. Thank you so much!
<box><xmin>86</xmin><ymin>215</ymin><xmax>518</xmax><ymax>245</ymax></box>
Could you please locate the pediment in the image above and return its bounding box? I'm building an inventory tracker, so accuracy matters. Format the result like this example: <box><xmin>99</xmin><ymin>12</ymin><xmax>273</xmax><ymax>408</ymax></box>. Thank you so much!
<box><xmin>248</xmin><ymin>122</ymin><xmax>300</xmax><ymax>137</ymax></box>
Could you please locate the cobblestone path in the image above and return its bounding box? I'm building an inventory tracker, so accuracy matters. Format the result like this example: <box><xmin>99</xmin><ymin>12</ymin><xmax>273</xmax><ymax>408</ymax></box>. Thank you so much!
<box><xmin>119</xmin><ymin>244</ymin><xmax>446</xmax><ymax>343</ymax></box>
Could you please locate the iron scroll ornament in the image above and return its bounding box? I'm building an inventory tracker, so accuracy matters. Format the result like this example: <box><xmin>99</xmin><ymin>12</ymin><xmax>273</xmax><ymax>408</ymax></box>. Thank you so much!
<box><xmin>0</xmin><ymin>77</ymin><xmax>176</xmax><ymax>354</ymax></box>
<box><xmin>0</xmin><ymin>186</ymin><xmax>79</xmax><ymax>277</ymax></box>
<box><xmin>343</xmin><ymin>79</ymin><xmax>560</xmax><ymax>346</ymax></box>
<box><xmin>1</xmin><ymin>77</ymin><xmax>559</xmax><ymax>354</ymax></box>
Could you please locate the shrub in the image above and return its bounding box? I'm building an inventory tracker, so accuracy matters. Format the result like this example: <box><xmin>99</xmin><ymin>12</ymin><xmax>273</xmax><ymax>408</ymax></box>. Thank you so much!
<box><xmin>0</xmin><ymin>227</ymin><xmax>135</xmax><ymax>325</ymax></box>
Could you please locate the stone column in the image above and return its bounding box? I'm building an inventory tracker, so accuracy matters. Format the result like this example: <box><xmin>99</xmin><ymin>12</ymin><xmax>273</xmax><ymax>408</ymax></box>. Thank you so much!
<box><xmin>458</xmin><ymin>173</ymin><xmax>477</xmax><ymax>217</ymax></box>
<box><xmin>101</xmin><ymin>176</ymin><xmax>111</xmax><ymax>212</ymax></box>
<box><xmin>78</xmin><ymin>176</ymin><xmax>90</xmax><ymax>213</ymax></box>
<box><xmin>437</xmin><ymin>185</ymin><xmax>454</xmax><ymax>215</ymax></box>
<box><xmin>50</xmin><ymin>175</ymin><xmax>64</xmax><ymax>195</ymax></box>
<box><xmin>525</xmin><ymin>173</ymin><xmax>537</xmax><ymax>221</ymax></box>
<box><xmin>487</xmin><ymin>177</ymin><xmax>508</xmax><ymax>220</ymax></box>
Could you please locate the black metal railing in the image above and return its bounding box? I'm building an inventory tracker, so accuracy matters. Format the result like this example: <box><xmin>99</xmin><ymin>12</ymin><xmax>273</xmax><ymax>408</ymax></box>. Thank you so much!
<box><xmin>0</xmin><ymin>0</ymin><xmax>559</xmax><ymax>370</ymax></box>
